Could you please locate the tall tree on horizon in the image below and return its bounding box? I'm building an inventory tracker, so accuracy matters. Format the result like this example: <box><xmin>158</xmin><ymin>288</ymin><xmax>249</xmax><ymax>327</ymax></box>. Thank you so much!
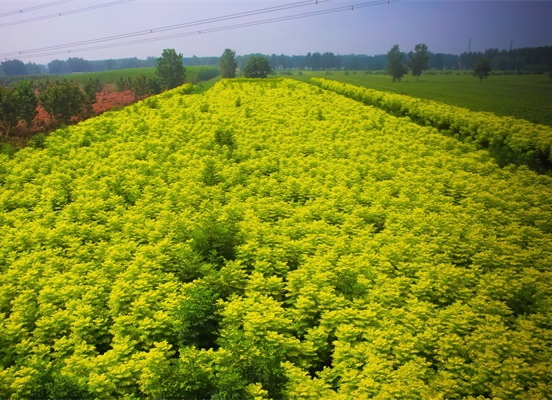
<box><xmin>220</xmin><ymin>49</ymin><xmax>238</xmax><ymax>78</ymax></box>
<box><xmin>156</xmin><ymin>49</ymin><xmax>186</xmax><ymax>89</ymax></box>
<box><xmin>408</xmin><ymin>43</ymin><xmax>430</xmax><ymax>81</ymax></box>
<box><xmin>386</xmin><ymin>45</ymin><xmax>407</xmax><ymax>82</ymax></box>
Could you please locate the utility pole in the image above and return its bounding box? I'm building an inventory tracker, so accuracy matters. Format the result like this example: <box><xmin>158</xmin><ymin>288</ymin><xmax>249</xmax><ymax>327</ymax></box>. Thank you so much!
<box><xmin>509</xmin><ymin>40</ymin><xmax>514</xmax><ymax>72</ymax></box>
<box><xmin>460</xmin><ymin>39</ymin><xmax>472</xmax><ymax>70</ymax></box>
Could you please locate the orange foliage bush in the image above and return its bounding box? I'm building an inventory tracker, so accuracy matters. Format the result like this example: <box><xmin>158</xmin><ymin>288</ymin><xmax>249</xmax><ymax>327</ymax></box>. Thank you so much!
<box><xmin>19</xmin><ymin>85</ymin><xmax>140</xmax><ymax>137</ymax></box>
<box><xmin>93</xmin><ymin>85</ymin><xmax>137</xmax><ymax>114</ymax></box>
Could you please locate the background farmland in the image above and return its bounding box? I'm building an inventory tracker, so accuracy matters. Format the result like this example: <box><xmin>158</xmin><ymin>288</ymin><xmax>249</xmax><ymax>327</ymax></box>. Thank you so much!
<box><xmin>292</xmin><ymin>71</ymin><xmax>552</xmax><ymax>126</ymax></box>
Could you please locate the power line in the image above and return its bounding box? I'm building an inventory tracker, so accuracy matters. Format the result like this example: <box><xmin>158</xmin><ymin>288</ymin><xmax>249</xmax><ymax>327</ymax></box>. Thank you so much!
<box><xmin>0</xmin><ymin>0</ymin><xmax>76</xmax><ymax>18</ymax></box>
<box><xmin>0</xmin><ymin>0</ymin><xmax>136</xmax><ymax>28</ymax></box>
<box><xmin>2</xmin><ymin>0</ymin><xmax>398</xmax><ymax>60</ymax></box>
<box><xmin>0</xmin><ymin>0</ymin><xmax>331</xmax><ymax>58</ymax></box>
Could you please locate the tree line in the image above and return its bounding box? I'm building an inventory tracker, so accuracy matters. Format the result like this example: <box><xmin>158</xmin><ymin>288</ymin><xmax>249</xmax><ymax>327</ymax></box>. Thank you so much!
<box><xmin>386</xmin><ymin>43</ymin><xmax>492</xmax><ymax>83</ymax></box>
<box><xmin>459</xmin><ymin>46</ymin><xmax>552</xmax><ymax>72</ymax></box>
<box><xmin>0</xmin><ymin>57</ymin><xmax>159</xmax><ymax>77</ymax></box>
<box><xmin>214</xmin><ymin>47</ymin><xmax>552</xmax><ymax>73</ymax></box>
<box><xmin>263</xmin><ymin>46</ymin><xmax>551</xmax><ymax>73</ymax></box>
<box><xmin>2</xmin><ymin>46</ymin><xmax>550</xmax><ymax>77</ymax></box>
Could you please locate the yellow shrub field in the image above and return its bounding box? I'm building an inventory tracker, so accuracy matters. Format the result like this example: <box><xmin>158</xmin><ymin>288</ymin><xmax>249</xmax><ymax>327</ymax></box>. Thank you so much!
<box><xmin>0</xmin><ymin>78</ymin><xmax>550</xmax><ymax>399</ymax></box>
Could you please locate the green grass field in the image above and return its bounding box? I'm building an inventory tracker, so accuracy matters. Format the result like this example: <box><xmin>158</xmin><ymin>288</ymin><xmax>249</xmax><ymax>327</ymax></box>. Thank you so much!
<box><xmin>63</xmin><ymin>67</ymin><xmax>158</xmax><ymax>85</ymax></box>
<box><xmin>292</xmin><ymin>71</ymin><xmax>552</xmax><ymax>126</ymax></box>
<box><xmin>8</xmin><ymin>65</ymin><xmax>219</xmax><ymax>86</ymax></box>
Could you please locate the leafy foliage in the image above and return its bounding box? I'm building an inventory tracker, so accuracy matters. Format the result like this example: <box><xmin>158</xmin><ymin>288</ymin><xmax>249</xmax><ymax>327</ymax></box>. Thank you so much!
<box><xmin>244</xmin><ymin>56</ymin><xmax>272</xmax><ymax>78</ymax></box>
<box><xmin>0</xmin><ymin>86</ymin><xmax>18</xmax><ymax>132</ymax></box>
<box><xmin>156</xmin><ymin>48</ymin><xmax>186</xmax><ymax>89</ymax></box>
<box><xmin>408</xmin><ymin>43</ymin><xmax>430</xmax><ymax>81</ymax></box>
<box><xmin>312</xmin><ymin>77</ymin><xmax>552</xmax><ymax>172</ymax></box>
<box><xmin>295</xmin><ymin>70</ymin><xmax>552</xmax><ymax>126</ymax></box>
<box><xmin>0</xmin><ymin>78</ymin><xmax>551</xmax><ymax>399</ymax></box>
<box><xmin>387</xmin><ymin>44</ymin><xmax>407</xmax><ymax>82</ymax></box>
<box><xmin>39</xmin><ymin>80</ymin><xmax>87</xmax><ymax>125</ymax></box>
<box><xmin>195</xmin><ymin>66</ymin><xmax>220</xmax><ymax>82</ymax></box>
<box><xmin>220</xmin><ymin>48</ymin><xmax>238</xmax><ymax>79</ymax></box>
<box><xmin>474</xmin><ymin>58</ymin><xmax>492</xmax><ymax>82</ymax></box>
<box><xmin>0</xmin><ymin>81</ymin><xmax>38</xmax><ymax>135</ymax></box>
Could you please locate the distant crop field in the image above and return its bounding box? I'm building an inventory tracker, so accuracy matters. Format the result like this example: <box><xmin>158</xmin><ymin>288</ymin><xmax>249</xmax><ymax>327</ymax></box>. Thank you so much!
<box><xmin>4</xmin><ymin>66</ymin><xmax>220</xmax><ymax>87</ymax></box>
<box><xmin>293</xmin><ymin>71</ymin><xmax>552</xmax><ymax>126</ymax></box>
<box><xmin>65</xmin><ymin>67</ymin><xmax>158</xmax><ymax>85</ymax></box>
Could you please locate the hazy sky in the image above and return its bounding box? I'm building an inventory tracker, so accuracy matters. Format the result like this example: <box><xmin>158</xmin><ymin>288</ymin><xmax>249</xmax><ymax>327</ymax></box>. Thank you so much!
<box><xmin>1</xmin><ymin>0</ymin><xmax>551</xmax><ymax>64</ymax></box>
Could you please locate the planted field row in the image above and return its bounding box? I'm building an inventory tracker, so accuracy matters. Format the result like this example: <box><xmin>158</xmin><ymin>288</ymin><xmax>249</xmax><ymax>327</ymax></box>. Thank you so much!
<box><xmin>312</xmin><ymin>78</ymin><xmax>552</xmax><ymax>172</ymax></box>
<box><xmin>0</xmin><ymin>79</ymin><xmax>551</xmax><ymax>399</ymax></box>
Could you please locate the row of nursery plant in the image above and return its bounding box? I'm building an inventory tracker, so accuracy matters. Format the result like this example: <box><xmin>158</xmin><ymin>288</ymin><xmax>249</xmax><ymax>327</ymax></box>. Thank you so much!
<box><xmin>311</xmin><ymin>77</ymin><xmax>552</xmax><ymax>171</ymax></box>
<box><xmin>0</xmin><ymin>78</ymin><xmax>550</xmax><ymax>399</ymax></box>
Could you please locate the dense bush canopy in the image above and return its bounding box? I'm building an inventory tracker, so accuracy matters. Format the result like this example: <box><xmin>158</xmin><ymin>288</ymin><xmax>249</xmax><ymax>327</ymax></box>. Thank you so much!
<box><xmin>312</xmin><ymin>78</ymin><xmax>552</xmax><ymax>172</ymax></box>
<box><xmin>0</xmin><ymin>79</ymin><xmax>550</xmax><ymax>399</ymax></box>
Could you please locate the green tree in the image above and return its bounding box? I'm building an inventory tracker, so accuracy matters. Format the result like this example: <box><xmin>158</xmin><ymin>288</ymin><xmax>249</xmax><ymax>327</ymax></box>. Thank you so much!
<box><xmin>311</xmin><ymin>52</ymin><xmax>322</xmax><ymax>71</ymax></box>
<box><xmin>148</xmin><ymin>78</ymin><xmax>163</xmax><ymax>95</ymax></box>
<box><xmin>243</xmin><ymin>56</ymin><xmax>272</xmax><ymax>78</ymax></box>
<box><xmin>132</xmin><ymin>75</ymin><xmax>151</xmax><ymax>98</ymax></box>
<box><xmin>25</xmin><ymin>62</ymin><xmax>45</xmax><ymax>75</ymax></box>
<box><xmin>48</xmin><ymin>59</ymin><xmax>67</xmax><ymax>74</ymax></box>
<box><xmin>14</xmin><ymin>80</ymin><xmax>38</xmax><ymax>126</ymax></box>
<box><xmin>473</xmin><ymin>58</ymin><xmax>491</xmax><ymax>82</ymax></box>
<box><xmin>0</xmin><ymin>81</ymin><xmax>38</xmax><ymax>136</ymax></box>
<box><xmin>115</xmin><ymin>77</ymin><xmax>132</xmax><ymax>92</ymax></box>
<box><xmin>66</xmin><ymin>57</ymin><xmax>90</xmax><ymax>73</ymax></box>
<box><xmin>387</xmin><ymin>44</ymin><xmax>407</xmax><ymax>82</ymax></box>
<box><xmin>408</xmin><ymin>43</ymin><xmax>430</xmax><ymax>81</ymax></box>
<box><xmin>220</xmin><ymin>49</ymin><xmax>238</xmax><ymax>78</ymax></box>
<box><xmin>0</xmin><ymin>59</ymin><xmax>27</xmax><ymax>76</ymax></box>
<box><xmin>40</xmin><ymin>81</ymin><xmax>86</xmax><ymax>125</ymax></box>
<box><xmin>156</xmin><ymin>48</ymin><xmax>186</xmax><ymax>89</ymax></box>
<box><xmin>0</xmin><ymin>86</ymin><xmax>18</xmax><ymax>135</ymax></box>
<box><xmin>82</xmin><ymin>78</ymin><xmax>101</xmax><ymax>116</ymax></box>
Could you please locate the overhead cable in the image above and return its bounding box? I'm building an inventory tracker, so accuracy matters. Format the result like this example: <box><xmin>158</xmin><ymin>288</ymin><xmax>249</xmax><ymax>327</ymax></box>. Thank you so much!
<box><xmin>0</xmin><ymin>0</ymin><xmax>332</xmax><ymax>58</ymax></box>
<box><xmin>0</xmin><ymin>0</ymin><xmax>76</xmax><ymax>18</ymax></box>
<box><xmin>3</xmin><ymin>0</ymin><xmax>398</xmax><ymax>60</ymax></box>
<box><xmin>0</xmin><ymin>0</ymin><xmax>136</xmax><ymax>27</ymax></box>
